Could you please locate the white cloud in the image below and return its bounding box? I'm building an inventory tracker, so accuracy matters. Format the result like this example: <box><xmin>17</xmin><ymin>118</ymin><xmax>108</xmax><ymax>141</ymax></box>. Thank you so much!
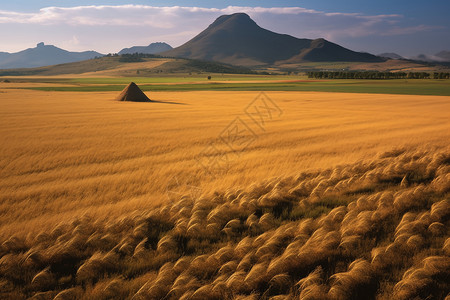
<box><xmin>0</xmin><ymin>5</ymin><xmax>401</xmax><ymax>27</ymax></box>
<box><xmin>0</xmin><ymin>5</ymin><xmax>443</xmax><ymax>53</ymax></box>
<box><xmin>59</xmin><ymin>35</ymin><xmax>80</xmax><ymax>49</ymax></box>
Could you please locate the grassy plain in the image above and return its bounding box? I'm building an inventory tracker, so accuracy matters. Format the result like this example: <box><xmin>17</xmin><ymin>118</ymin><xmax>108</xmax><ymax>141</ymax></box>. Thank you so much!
<box><xmin>4</xmin><ymin>77</ymin><xmax>450</xmax><ymax>96</ymax></box>
<box><xmin>0</xmin><ymin>85</ymin><xmax>449</xmax><ymax>299</ymax></box>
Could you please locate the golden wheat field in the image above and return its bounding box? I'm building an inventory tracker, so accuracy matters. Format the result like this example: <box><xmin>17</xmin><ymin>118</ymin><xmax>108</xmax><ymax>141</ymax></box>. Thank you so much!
<box><xmin>0</xmin><ymin>87</ymin><xmax>449</xmax><ymax>299</ymax></box>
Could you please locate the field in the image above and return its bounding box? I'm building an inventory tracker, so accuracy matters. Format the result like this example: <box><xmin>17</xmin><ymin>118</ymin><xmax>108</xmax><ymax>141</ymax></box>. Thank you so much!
<box><xmin>0</xmin><ymin>81</ymin><xmax>449</xmax><ymax>299</ymax></box>
<box><xmin>3</xmin><ymin>76</ymin><xmax>450</xmax><ymax>96</ymax></box>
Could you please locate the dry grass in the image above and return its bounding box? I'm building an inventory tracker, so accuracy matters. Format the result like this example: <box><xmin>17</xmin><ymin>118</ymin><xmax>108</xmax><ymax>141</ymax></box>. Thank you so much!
<box><xmin>79</xmin><ymin>59</ymin><xmax>170</xmax><ymax>77</ymax></box>
<box><xmin>0</xmin><ymin>88</ymin><xmax>449</xmax><ymax>299</ymax></box>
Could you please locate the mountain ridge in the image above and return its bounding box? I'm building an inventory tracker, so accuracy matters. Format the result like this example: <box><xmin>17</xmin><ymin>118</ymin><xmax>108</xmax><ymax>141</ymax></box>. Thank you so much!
<box><xmin>0</xmin><ymin>42</ymin><xmax>103</xmax><ymax>69</ymax></box>
<box><xmin>435</xmin><ymin>50</ymin><xmax>450</xmax><ymax>61</ymax></box>
<box><xmin>118</xmin><ymin>42</ymin><xmax>173</xmax><ymax>55</ymax></box>
<box><xmin>163</xmin><ymin>13</ymin><xmax>384</xmax><ymax>66</ymax></box>
<box><xmin>378</xmin><ymin>53</ymin><xmax>404</xmax><ymax>60</ymax></box>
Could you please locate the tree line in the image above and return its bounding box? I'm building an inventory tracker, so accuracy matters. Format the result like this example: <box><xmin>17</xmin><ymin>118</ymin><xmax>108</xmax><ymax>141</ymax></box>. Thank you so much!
<box><xmin>307</xmin><ymin>71</ymin><xmax>450</xmax><ymax>79</ymax></box>
<box><xmin>117</xmin><ymin>53</ymin><xmax>161</xmax><ymax>62</ymax></box>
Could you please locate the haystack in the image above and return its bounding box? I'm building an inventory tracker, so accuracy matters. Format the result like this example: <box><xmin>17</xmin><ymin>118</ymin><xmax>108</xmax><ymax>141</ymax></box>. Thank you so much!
<box><xmin>116</xmin><ymin>82</ymin><xmax>150</xmax><ymax>102</ymax></box>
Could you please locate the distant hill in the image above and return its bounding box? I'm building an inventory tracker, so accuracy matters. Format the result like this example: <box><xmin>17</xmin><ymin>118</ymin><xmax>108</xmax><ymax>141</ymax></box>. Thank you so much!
<box><xmin>118</xmin><ymin>42</ymin><xmax>172</xmax><ymax>55</ymax></box>
<box><xmin>163</xmin><ymin>13</ymin><xmax>384</xmax><ymax>66</ymax></box>
<box><xmin>0</xmin><ymin>43</ymin><xmax>103</xmax><ymax>69</ymax></box>
<box><xmin>378</xmin><ymin>53</ymin><xmax>404</xmax><ymax>60</ymax></box>
<box><xmin>0</xmin><ymin>55</ymin><xmax>256</xmax><ymax>77</ymax></box>
<box><xmin>410</xmin><ymin>51</ymin><xmax>450</xmax><ymax>63</ymax></box>
<box><xmin>1</xmin><ymin>53</ymin><xmax>445</xmax><ymax>77</ymax></box>
<box><xmin>0</xmin><ymin>52</ymin><xmax>9</xmax><ymax>60</ymax></box>
<box><xmin>435</xmin><ymin>51</ymin><xmax>450</xmax><ymax>61</ymax></box>
<box><xmin>413</xmin><ymin>54</ymin><xmax>435</xmax><ymax>62</ymax></box>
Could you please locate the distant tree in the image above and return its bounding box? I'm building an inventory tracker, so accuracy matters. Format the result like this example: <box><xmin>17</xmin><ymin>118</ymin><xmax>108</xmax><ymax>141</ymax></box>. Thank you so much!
<box><xmin>438</xmin><ymin>72</ymin><xmax>450</xmax><ymax>79</ymax></box>
<box><xmin>306</xmin><ymin>71</ymin><xmax>427</xmax><ymax>80</ymax></box>
<box><xmin>207</xmin><ymin>76</ymin><xmax>212</xmax><ymax>80</ymax></box>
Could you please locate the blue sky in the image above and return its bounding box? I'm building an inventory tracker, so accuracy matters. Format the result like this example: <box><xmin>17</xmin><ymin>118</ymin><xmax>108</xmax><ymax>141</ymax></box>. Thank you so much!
<box><xmin>1</xmin><ymin>1</ymin><xmax>448</xmax><ymax>57</ymax></box>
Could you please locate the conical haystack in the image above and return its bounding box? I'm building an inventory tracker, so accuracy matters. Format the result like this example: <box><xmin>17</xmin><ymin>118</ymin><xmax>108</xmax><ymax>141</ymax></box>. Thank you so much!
<box><xmin>116</xmin><ymin>82</ymin><xmax>151</xmax><ymax>102</ymax></box>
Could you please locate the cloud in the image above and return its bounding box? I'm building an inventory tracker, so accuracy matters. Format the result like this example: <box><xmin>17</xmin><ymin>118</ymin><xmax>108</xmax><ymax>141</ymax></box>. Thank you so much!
<box><xmin>0</xmin><ymin>5</ymin><xmax>443</xmax><ymax>53</ymax></box>
<box><xmin>59</xmin><ymin>35</ymin><xmax>80</xmax><ymax>49</ymax></box>
<box><xmin>0</xmin><ymin>5</ymin><xmax>403</xmax><ymax>28</ymax></box>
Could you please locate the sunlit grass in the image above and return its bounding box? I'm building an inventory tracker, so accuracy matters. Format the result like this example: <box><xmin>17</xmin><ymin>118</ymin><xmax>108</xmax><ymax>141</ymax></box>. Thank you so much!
<box><xmin>0</xmin><ymin>88</ymin><xmax>449</xmax><ymax>298</ymax></box>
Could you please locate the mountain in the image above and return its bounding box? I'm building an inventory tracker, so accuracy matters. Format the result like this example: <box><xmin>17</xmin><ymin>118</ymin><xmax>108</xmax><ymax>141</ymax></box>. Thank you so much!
<box><xmin>411</xmin><ymin>54</ymin><xmax>441</xmax><ymax>63</ymax></box>
<box><xmin>0</xmin><ymin>52</ymin><xmax>9</xmax><ymax>60</ymax></box>
<box><xmin>378</xmin><ymin>53</ymin><xmax>404</xmax><ymax>60</ymax></box>
<box><xmin>0</xmin><ymin>42</ymin><xmax>103</xmax><ymax>69</ymax></box>
<box><xmin>118</xmin><ymin>42</ymin><xmax>172</xmax><ymax>55</ymax></box>
<box><xmin>409</xmin><ymin>51</ymin><xmax>450</xmax><ymax>63</ymax></box>
<box><xmin>413</xmin><ymin>54</ymin><xmax>435</xmax><ymax>62</ymax></box>
<box><xmin>163</xmin><ymin>13</ymin><xmax>383</xmax><ymax>66</ymax></box>
<box><xmin>435</xmin><ymin>51</ymin><xmax>450</xmax><ymax>61</ymax></box>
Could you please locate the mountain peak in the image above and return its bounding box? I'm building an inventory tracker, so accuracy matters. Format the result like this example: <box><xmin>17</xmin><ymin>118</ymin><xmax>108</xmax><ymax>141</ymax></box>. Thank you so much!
<box><xmin>37</xmin><ymin>42</ymin><xmax>45</xmax><ymax>48</ymax></box>
<box><xmin>208</xmin><ymin>13</ymin><xmax>257</xmax><ymax>30</ymax></box>
<box><xmin>213</xmin><ymin>13</ymin><xmax>251</xmax><ymax>22</ymax></box>
<box><xmin>229</xmin><ymin>12</ymin><xmax>250</xmax><ymax>18</ymax></box>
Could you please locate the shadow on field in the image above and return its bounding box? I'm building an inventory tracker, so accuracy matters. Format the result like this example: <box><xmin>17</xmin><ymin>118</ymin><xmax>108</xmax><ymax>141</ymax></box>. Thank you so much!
<box><xmin>151</xmin><ymin>99</ymin><xmax>188</xmax><ymax>105</ymax></box>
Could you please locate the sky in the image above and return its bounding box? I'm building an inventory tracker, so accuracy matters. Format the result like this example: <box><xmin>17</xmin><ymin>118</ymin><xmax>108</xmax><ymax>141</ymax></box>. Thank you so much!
<box><xmin>0</xmin><ymin>1</ymin><xmax>449</xmax><ymax>57</ymax></box>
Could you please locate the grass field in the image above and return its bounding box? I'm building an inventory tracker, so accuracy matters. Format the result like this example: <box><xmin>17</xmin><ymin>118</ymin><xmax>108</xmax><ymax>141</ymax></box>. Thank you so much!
<box><xmin>3</xmin><ymin>77</ymin><xmax>450</xmax><ymax>96</ymax></box>
<box><xmin>0</xmin><ymin>86</ymin><xmax>449</xmax><ymax>299</ymax></box>
<box><xmin>68</xmin><ymin>75</ymin><xmax>297</xmax><ymax>84</ymax></box>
